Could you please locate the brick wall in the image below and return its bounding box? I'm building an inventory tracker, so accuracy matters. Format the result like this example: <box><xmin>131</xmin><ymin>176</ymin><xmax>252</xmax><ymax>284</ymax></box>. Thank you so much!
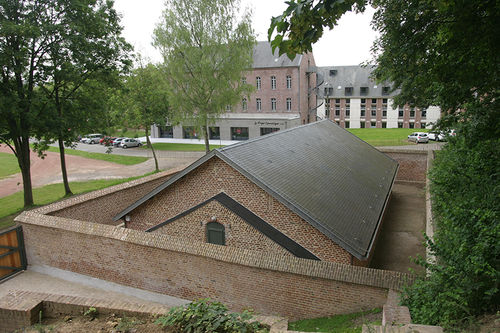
<box><xmin>151</xmin><ymin>199</ymin><xmax>292</xmax><ymax>257</ymax></box>
<box><xmin>16</xmin><ymin>210</ymin><xmax>414</xmax><ymax>320</ymax></box>
<box><xmin>128</xmin><ymin>157</ymin><xmax>353</xmax><ymax>264</ymax></box>
<box><xmin>380</xmin><ymin>149</ymin><xmax>428</xmax><ymax>183</ymax></box>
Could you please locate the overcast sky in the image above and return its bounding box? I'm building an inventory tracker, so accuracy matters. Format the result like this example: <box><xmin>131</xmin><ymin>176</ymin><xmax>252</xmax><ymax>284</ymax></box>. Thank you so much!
<box><xmin>113</xmin><ymin>0</ymin><xmax>378</xmax><ymax>67</ymax></box>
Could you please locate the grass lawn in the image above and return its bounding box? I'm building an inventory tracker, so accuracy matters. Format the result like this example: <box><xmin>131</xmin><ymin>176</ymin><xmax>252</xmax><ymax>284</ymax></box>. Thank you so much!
<box><xmin>145</xmin><ymin>142</ymin><xmax>225</xmax><ymax>151</ymax></box>
<box><xmin>0</xmin><ymin>174</ymin><xmax>152</xmax><ymax>230</ymax></box>
<box><xmin>288</xmin><ymin>308</ymin><xmax>382</xmax><ymax>333</ymax></box>
<box><xmin>347</xmin><ymin>128</ymin><xmax>427</xmax><ymax>146</ymax></box>
<box><xmin>0</xmin><ymin>152</ymin><xmax>20</xmax><ymax>178</ymax></box>
<box><xmin>42</xmin><ymin>146</ymin><xmax>148</xmax><ymax>165</ymax></box>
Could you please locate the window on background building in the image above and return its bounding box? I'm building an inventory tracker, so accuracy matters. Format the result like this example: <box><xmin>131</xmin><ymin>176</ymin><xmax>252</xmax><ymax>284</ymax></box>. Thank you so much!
<box><xmin>231</xmin><ymin>127</ymin><xmax>249</xmax><ymax>140</ymax></box>
<box><xmin>260</xmin><ymin>128</ymin><xmax>280</xmax><ymax>136</ymax></box>
<box><xmin>361</xmin><ymin>98</ymin><xmax>366</xmax><ymax>116</ymax></box>
<box><xmin>398</xmin><ymin>109</ymin><xmax>404</xmax><ymax>117</ymax></box>
<box><xmin>286</xmin><ymin>75</ymin><xmax>292</xmax><ymax>89</ymax></box>
<box><xmin>271</xmin><ymin>98</ymin><xmax>276</xmax><ymax>111</ymax></box>
<box><xmin>360</xmin><ymin>87</ymin><xmax>368</xmax><ymax>95</ymax></box>
<box><xmin>159</xmin><ymin>126</ymin><xmax>173</xmax><ymax>138</ymax></box>
<box><xmin>242</xmin><ymin>98</ymin><xmax>247</xmax><ymax>111</ymax></box>
<box><xmin>398</xmin><ymin>122</ymin><xmax>403</xmax><ymax>128</ymax></box>
<box><xmin>336</xmin><ymin>98</ymin><xmax>340</xmax><ymax>103</ymax></box>
<box><xmin>335</xmin><ymin>108</ymin><xmax>340</xmax><ymax>116</ymax></box>
<box><xmin>183</xmin><ymin>126</ymin><xmax>198</xmax><ymax>139</ymax></box>
<box><xmin>286</xmin><ymin>98</ymin><xmax>292</xmax><ymax>111</ymax></box>
<box><xmin>360</xmin><ymin>122</ymin><xmax>365</xmax><ymax>128</ymax></box>
<box><xmin>206</xmin><ymin>222</ymin><xmax>225</xmax><ymax>245</ymax></box>
<box><xmin>371</xmin><ymin>109</ymin><xmax>376</xmax><ymax>117</ymax></box>
<box><xmin>421</xmin><ymin>108</ymin><xmax>427</xmax><ymax>118</ymax></box>
<box><xmin>345</xmin><ymin>87</ymin><xmax>353</xmax><ymax>96</ymax></box>
<box><xmin>271</xmin><ymin>76</ymin><xmax>276</xmax><ymax>90</ymax></box>
<box><xmin>371</xmin><ymin>121</ymin><xmax>376</xmax><ymax>128</ymax></box>
<box><xmin>409</xmin><ymin>123</ymin><xmax>415</xmax><ymax>128</ymax></box>
<box><xmin>209</xmin><ymin>127</ymin><xmax>220</xmax><ymax>140</ymax></box>
<box><xmin>256</xmin><ymin>98</ymin><xmax>261</xmax><ymax>111</ymax></box>
<box><xmin>410</xmin><ymin>109</ymin><xmax>415</xmax><ymax>118</ymax></box>
<box><xmin>241</xmin><ymin>77</ymin><xmax>246</xmax><ymax>84</ymax></box>
<box><xmin>383</xmin><ymin>98</ymin><xmax>388</xmax><ymax>104</ymax></box>
<box><xmin>382</xmin><ymin>86</ymin><xmax>390</xmax><ymax>95</ymax></box>
<box><xmin>382</xmin><ymin>110</ymin><xmax>387</xmax><ymax>117</ymax></box>
<box><xmin>345</xmin><ymin>99</ymin><xmax>350</xmax><ymax>117</ymax></box>
<box><xmin>421</xmin><ymin>123</ymin><xmax>426</xmax><ymax>129</ymax></box>
<box><xmin>382</xmin><ymin>122</ymin><xmax>387</xmax><ymax>128</ymax></box>
<box><xmin>345</xmin><ymin>121</ymin><xmax>350</xmax><ymax>128</ymax></box>
<box><xmin>256</xmin><ymin>76</ymin><xmax>261</xmax><ymax>90</ymax></box>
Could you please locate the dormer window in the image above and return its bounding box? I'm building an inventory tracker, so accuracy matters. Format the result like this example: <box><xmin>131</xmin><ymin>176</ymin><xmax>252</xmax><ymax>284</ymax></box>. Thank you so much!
<box><xmin>382</xmin><ymin>86</ymin><xmax>391</xmax><ymax>95</ymax></box>
<box><xmin>345</xmin><ymin>87</ymin><xmax>353</xmax><ymax>96</ymax></box>
<box><xmin>360</xmin><ymin>87</ymin><xmax>369</xmax><ymax>96</ymax></box>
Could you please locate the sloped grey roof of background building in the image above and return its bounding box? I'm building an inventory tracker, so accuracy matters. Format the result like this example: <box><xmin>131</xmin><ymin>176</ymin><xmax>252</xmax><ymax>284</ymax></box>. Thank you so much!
<box><xmin>114</xmin><ymin>120</ymin><xmax>398</xmax><ymax>260</ymax></box>
<box><xmin>317</xmin><ymin>65</ymin><xmax>400</xmax><ymax>98</ymax></box>
<box><xmin>252</xmin><ymin>41</ymin><xmax>302</xmax><ymax>68</ymax></box>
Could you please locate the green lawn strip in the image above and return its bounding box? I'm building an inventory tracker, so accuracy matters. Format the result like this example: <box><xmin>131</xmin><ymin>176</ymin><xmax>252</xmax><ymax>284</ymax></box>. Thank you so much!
<box><xmin>0</xmin><ymin>173</ymin><xmax>154</xmax><ymax>228</ymax></box>
<box><xmin>288</xmin><ymin>308</ymin><xmax>382</xmax><ymax>333</ymax></box>
<box><xmin>145</xmin><ymin>142</ymin><xmax>225</xmax><ymax>151</ymax></box>
<box><xmin>347</xmin><ymin>128</ymin><xmax>427</xmax><ymax>146</ymax></box>
<box><xmin>40</xmin><ymin>146</ymin><xmax>148</xmax><ymax>165</ymax></box>
<box><xmin>0</xmin><ymin>152</ymin><xmax>20</xmax><ymax>178</ymax></box>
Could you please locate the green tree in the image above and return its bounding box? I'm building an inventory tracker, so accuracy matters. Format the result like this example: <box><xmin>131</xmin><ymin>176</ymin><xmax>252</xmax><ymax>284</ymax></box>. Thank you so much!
<box><xmin>0</xmin><ymin>0</ymin><xmax>131</xmax><ymax>204</ymax></box>
<box><xmin>153</xmin><ymin>0</ymin><xmax>255</xmax><ymax>153</ymax></box>
<box><xmin>122</xmin><ymin>61</ymin><xmax>171</xmax><ymax>172</ymax></box>
<box><xmin>268</xmin><ymin>0</ymin><xmax>499</xmax><ymax>328</ymax></box>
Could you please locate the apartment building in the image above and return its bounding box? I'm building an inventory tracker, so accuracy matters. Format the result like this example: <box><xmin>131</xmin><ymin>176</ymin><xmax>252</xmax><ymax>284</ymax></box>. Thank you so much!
<box><xmin>151</xmin><ymin>41</ymin><xmax>318</xmax><ymax>141</ymax></box>
<box><xmin>316</xmin><ymin>66</ymin><xmax>441</xmax><ymax>129</ymax></box>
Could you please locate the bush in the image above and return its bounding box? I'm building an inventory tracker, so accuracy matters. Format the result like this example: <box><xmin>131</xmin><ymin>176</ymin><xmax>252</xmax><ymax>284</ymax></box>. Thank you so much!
<box><xmin>401</xmin><ymin>135</ymin><xmax>500</xmax><ymax>330</ymax></box>
<box><xmin>155</xmin><ymin>298</ymin><xmax>267</xmax><ymax>333</ymax></box>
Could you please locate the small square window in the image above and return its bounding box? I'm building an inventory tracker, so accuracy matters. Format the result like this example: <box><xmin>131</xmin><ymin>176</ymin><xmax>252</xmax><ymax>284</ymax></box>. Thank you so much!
<box><xmin>372</xmin><ymin>98</ymin><xmax>377</xmax><ymax>104</ymax></box>
<box><xmin>360</xmin><ymin>122</ymin><xmax>366</xmax><ymax>128</ymax></box>
<box><xmin>382</xmin><ymin>86</ymin><xmax>391</xmax><ymax>95</ymax></box>
<box><xmin>360</xmin><ymin>87</ymin><xmax>369</xmax><ymax>96</ymax></box>
<box><xmin>382</xmin><ymin>122</ymin><xmax>387</xmax><ymax>128</ymax></box>
<box><xmin>345</xmin><ymin>87</ymin><xmax>353</xmax><ymax>96</ymax></box>
<box><xmin>409</xmin><ymin>123</ymin><xmax>414</xmax><ymax>128</ymax></box>
<box><xmin>371</xmin><ymin>121</ymin><xmax>376</xmax><ymax>128</ymax></box>
<box><xmin>398</xmin><ymin>122</ymin><xmax>403</xmax><ymax>128</ymax></box>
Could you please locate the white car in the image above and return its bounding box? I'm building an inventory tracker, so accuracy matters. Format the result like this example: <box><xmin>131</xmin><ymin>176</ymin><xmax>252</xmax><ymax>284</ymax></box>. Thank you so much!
<box><xmin>119</xmin><ymin>138</ymin><xmax>142</xmax><ymax>149</ymax></box>
<box><xmin>407</xmin><ymin>132</ymin><xmax>429</xmax><ymax>144</ymax></box>
<box><xmin>82</xmin><ymin>133</ymin><xmax>103</xmax><ymax>144</ymax></box>
<box><xmin>428</xmin><ymin>132</ymin><xmax>445</xmax><ymax>141</ymax></box>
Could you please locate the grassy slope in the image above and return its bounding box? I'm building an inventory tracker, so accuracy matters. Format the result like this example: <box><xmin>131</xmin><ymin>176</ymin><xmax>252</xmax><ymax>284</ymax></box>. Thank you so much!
<box><xmin>44</xmin><ymin>146</ymin><xmax>148</xmax><ymax>165</ymax></box>
<box><xmin>0</xmin><ymin>175</ymin><xmax>150</xmax><ymax>230</ymax></box>
<box><xmin>0</xmin><ymin>152</ymin><xmax>20</xmax><ymax>178</ymax></box>
<box><xmin>347</xmin><ymin>128</ymin><xmax>426</xmax><ymax>146</ymax></box>
<box><xmin>145</xmin><ymin>143</ymin><xmax>225</xmax><ymax>151</ymax></box>
<box><xmin>288</xmin><ymin>308</ymin><xmax>382</xmax><ymax>333</ymax></box>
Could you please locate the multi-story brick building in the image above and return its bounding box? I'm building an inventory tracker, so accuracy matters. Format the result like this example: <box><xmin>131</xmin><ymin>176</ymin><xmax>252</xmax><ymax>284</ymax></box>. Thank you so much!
<box><xmin>316</xmin><ymin>66</ymin><xmax>441</xmax><ymax>129</ymax></box>
<box><xmin>151</xmin><ymin>41</ymin><xmax>318</xmax><ymax>141</ymax></box>
<box><xmin>117</xmin><ymin>120</ymin><xmax>398</xmax><ymax>266</ymax></box>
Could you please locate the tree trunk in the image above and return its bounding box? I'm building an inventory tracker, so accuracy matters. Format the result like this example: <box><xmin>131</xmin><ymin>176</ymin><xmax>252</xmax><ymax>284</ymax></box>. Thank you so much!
<box><xmin>202</xmin><ymin>122</ymin><xmax>210</xmax><ymax>154</ymax></box>
<box><xmin>145</xmin><ymin>127</ymin><xmax>159</xmax><ymax>172</ymax></box>
<box><xmin>58</xmin><ymin>136</ymin><xmax>72</xmax><ymax>196</ymax></box>
<box><xmin>17</xmin><ymin>136</ymin><xmax>34</xmax><ymax>207</ymax></box>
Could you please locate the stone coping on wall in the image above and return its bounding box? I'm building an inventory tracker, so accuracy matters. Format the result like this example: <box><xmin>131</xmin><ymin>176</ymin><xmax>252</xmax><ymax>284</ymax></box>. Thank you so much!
<box><xmin>16</xmin><ymin>209</ymin><xmax>415</xmax><ymax>291</ymax></box>
<box><xmin>377</xmin><ymin>148</ymin><xmax>429</xmax><ymax>155</ymax></box>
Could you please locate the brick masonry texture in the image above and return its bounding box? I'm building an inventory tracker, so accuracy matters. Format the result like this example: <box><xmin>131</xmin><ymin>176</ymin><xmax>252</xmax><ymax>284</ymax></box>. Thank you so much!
<box><xmin>128</xmin><ymin>157</ymin><xmax>353</xmax><ymax>264</ymax></box>
<box><xmin>152</xmin><ymin>199</ymin><xmax>292</xmax><ymax>257</ymax></box>
<box><xmin>380</xmin><ymin>149</ymin><xmax>428</xmax><ymax>183</ymax></box>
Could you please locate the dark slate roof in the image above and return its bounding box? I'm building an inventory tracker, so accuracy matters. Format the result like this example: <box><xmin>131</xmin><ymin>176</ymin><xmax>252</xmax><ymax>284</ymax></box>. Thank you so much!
<box><xmin>146</xmin><ymin>192</ymin><xmax>319</xmax><ymax>260</ymax></box>
<box><xmin>252</xmin><ymin>41</ymin><xmax>302</xmax><ymax>68</ymax></box>
<box><xmin>114</xmin><ymin>120</ymin><xmax>398</xmax><ymax>260</ymax></box>
<box><xmin>317</xmin><ymin>65</ymin><xmax>400</xmax><ymax>98</ymax></box>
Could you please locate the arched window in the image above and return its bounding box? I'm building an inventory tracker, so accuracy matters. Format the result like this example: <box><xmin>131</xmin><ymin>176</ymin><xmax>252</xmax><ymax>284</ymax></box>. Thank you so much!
<box><xmin>206</xmin><ymin>222</ymin><xmax>225</xmax><ymax>245</ymax></box>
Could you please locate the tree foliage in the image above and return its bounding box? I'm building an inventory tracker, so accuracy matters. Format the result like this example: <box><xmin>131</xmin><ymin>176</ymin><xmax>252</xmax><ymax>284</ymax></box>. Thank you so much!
<box><xmin>0</xmin><ymin>0</ymin><xmax>130</xmax><ymax>204</ymax></box>
<box><xmin>120</xmin><ymin>61</ymin><xmax>171</xmax><ymax>172</ymax></box>
<box><xmin>268</xmin><ymin>0</ymin><xmax>500</xmax><ymax>328</ymax></box>
<box><xmin>153</xmin><ymin>0</ymin><xmax>255</xmax><ymax>153</ymax></box>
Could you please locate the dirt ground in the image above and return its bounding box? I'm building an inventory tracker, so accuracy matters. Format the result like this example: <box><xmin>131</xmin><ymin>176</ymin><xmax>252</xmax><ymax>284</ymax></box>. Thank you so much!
<box><xmin>370</xmin><ymin>183</ymin><xmax>427</xmax><ymax>275</ymax></box>
<box><xmin>22</xmin><ymin>313</ymin><xmax>174</xmax><ymax>333</ymax></box>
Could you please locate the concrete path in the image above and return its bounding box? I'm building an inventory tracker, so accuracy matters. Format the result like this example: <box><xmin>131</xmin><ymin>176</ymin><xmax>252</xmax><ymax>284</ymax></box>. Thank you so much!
<box><xmin>0</xmin><ymin>268</ymin><xmax>188</xmax><ymax>308</ymax></box>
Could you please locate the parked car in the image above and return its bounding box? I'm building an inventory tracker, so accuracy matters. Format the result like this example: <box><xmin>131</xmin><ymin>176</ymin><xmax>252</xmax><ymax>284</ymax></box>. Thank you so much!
<box><xmin>407</xmin><ymin>132</ymin><xmax>429</xmax><ymax>144</ymax></box>
<box><xmin>428</xmin><ymin>132</ymin><xmax>445</xmax><ymax>141</ymax></box>
<box><xmin>119</xmin><ymin>138</ymin><xmax>142</xmax><ymax>149</ymax></box>
<box><xmin>82</xmin><ymin>133</ymin><xmax>103</xmax><ymax>144</ymax></box>
<box><xmin>100</xmin><ymin>136</ymin><xmax>116</xmax><ymax>145</ymax></box>
<box><xmin>112</xmin><ymin>137</ymin><xmax>125</xmax><ymax>147</ymax></box>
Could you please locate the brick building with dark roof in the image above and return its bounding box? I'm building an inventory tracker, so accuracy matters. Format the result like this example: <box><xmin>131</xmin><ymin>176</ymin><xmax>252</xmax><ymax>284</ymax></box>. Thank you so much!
<box><xmin>116</xmin><ymin>120</ymin><xmax>398</xmax><ymax>265</ymax></box>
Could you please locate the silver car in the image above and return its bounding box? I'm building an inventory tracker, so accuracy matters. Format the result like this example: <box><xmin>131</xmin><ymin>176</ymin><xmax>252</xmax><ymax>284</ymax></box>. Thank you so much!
<box><xmin>408</xmin><ymin>132</ymin><xmax>429</xmax><ymax>143</ymax></box>
<box><xmin>119</xmin><ymin>138</ymin><xmax>142</xmax><ymax>149</ymax></box>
